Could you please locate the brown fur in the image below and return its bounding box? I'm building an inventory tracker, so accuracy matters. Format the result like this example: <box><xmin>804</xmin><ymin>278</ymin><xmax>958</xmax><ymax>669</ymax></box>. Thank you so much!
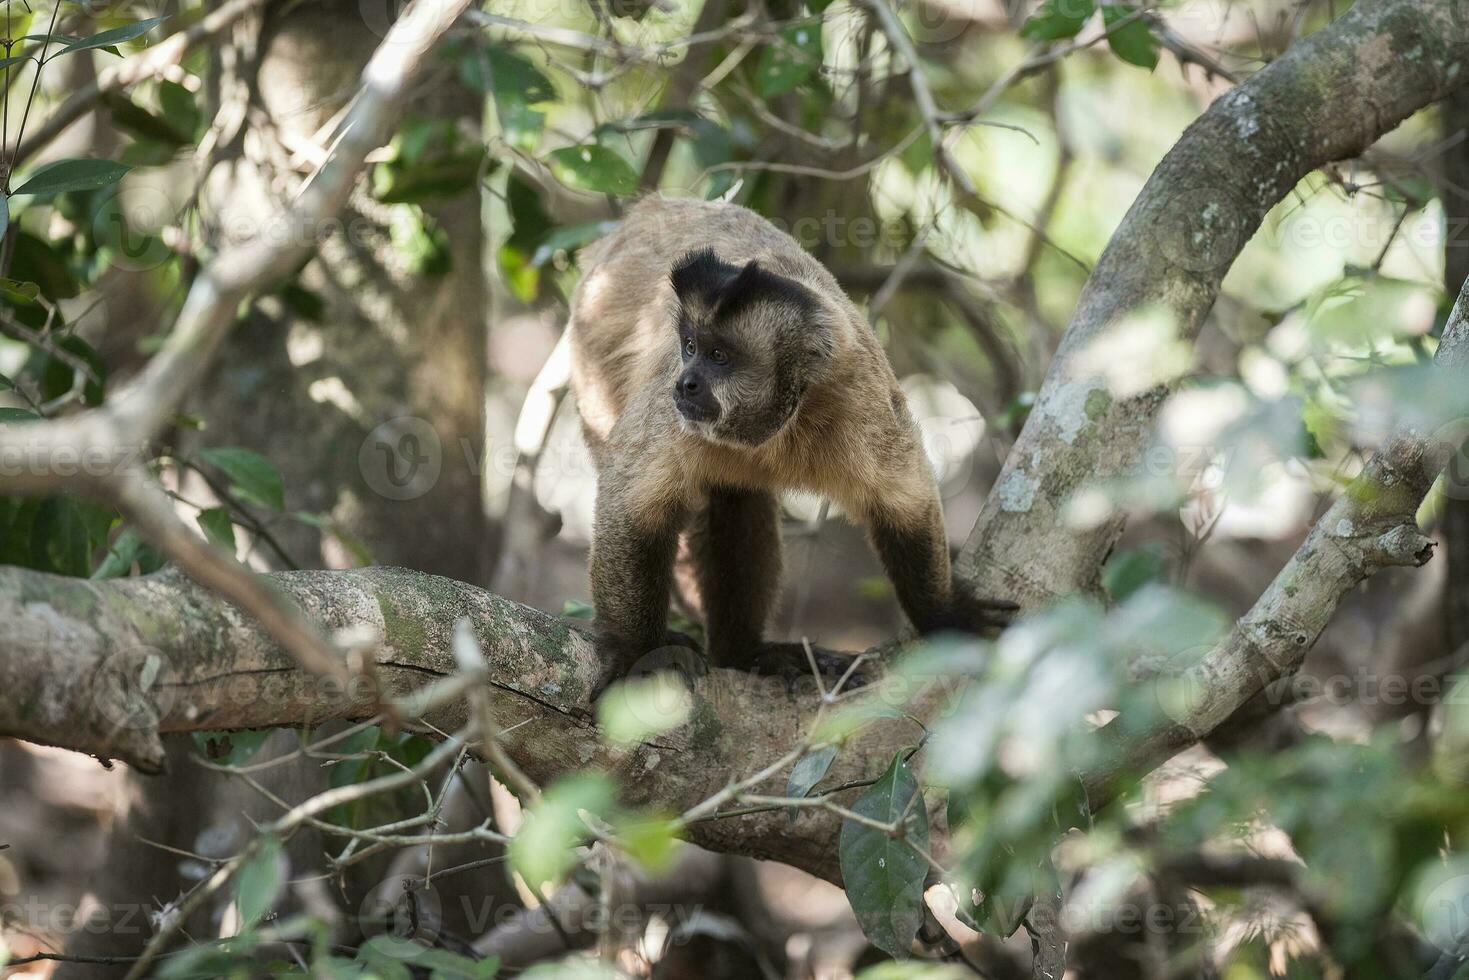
<box><xmin>568</xmin><ymin>197</ymin><xmax>993</xmax><ymax>685</ymax></box>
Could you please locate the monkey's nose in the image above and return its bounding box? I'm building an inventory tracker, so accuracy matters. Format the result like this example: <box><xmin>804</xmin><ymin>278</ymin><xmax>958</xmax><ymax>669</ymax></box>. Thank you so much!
<box><xmin>679</xmin><ymin>377</ymin><xmax>700</xmax><ymax>396</ymax></box>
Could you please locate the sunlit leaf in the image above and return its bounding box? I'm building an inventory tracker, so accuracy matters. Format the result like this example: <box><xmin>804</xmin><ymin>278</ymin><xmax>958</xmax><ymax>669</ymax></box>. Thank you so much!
<box><xmin>598</xmin><ymin>673</ymin><xmax>693</xmax><ymax>746</ymax></box>
<box><xmin>509</xmin><ymin>774</ymin><xmax>614</xmax><ymax>892</ymax></box>
<box><xmin>548</xmin><ymin>145</ymin><xmax>638</xmax><ymax>196</ymax></box>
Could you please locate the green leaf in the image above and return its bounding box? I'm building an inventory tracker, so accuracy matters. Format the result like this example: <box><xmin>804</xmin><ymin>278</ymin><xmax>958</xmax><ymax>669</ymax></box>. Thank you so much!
<box><xmin>37</xmin><ymin>334</ymin><xmax>106</xmax><ymax>406</ymax></box>
<box><xmin>787</xmin><ymin>744</ymin><xmax>838</xmax><ymax>824</ymax></box>
<box><xmin>1101</xmin><ymin>5</ymin><xmax>1159</xmax><ymax>69</ymax></box>
<box><xmin>1101</xmin><ymin>544</ymin><xmax>1166</xmax><ymax>601</ymax></box>
<box><xmin>10</xmin><ymin>232</ymin><xmax>78</xmax><ymax>300</ymax></box>
<box><xmin>12</xmin><ymin>158</ymin><xmax>132</xmax><ymax>196</ymax></box>
<box><xmin>196</xmin><ymin>507</ymin><xmax>238</xmax><ymax>557</ymax></box>
<box><xmin>499</xmin><ymin>173</ymin><xmax>553</xmax><ymax>300</ymax></box>
<box><xmin>103</xmin><ymin>91</ymin><xmax>191</xmax><ymax>146</ymax></box>
<box><xmin>597</xmin><ymin>673</ymin><xmax>692</xmax><ymax>746</ymax></box>
<box><xmin>193</xmin><ymin>729</ymin><xmax>273</xmax><ymax>766</ymax></box>
<box><xmin>509</xmin><ymin>774</ymin><xmax>614</xmax><ymax>892</ymax></box>
<box><xmin>611</xmin><ymin>814</ymin><xmax>681</xmax><ymax>872</ymax></box>
<box><xmin>60</xmin><ymin>16</ymin><xmax>168</xmax><ymax>55</ymax></box>
<box><xmin>235</xmin><ymin>836</ymin><xmax>284</xmax><ymax>930</ymax></box>
<box><xmin>197</xmin><ymin>447</ymin><xmax>286</xmax><ymax>511</ymax></box>
<box><xmin>0</xmin><ymin>278</ymin><xmax>38</xmax><ymax>303</ymax></box>
<box><xmin>465</xmin><ymin>47</ymin><xmax>556</xmax><ymax>152</ymax></box>
<box><xmin>839</xmin><ymin>752</ymin><xmax>929</xmax><ymax>959</ymax></box>
<box><xmin>755</xmin><ymin>21</ymin><xmax>823</xmax><ymax>97</ymax></box>
<box><xmin>92</xmin><ymin>526</ymin><xmax>146</xmax><ymax>579</ymax></box>
<box><xmin>158</xmin><ymin>80</ymin><xmax>201</xmax><ymax>140</ymax></box>
<box><xmin>530</xmin><ymin>220</ymin><xmax>617</xmax><ymax>268</ymax></box>
<box><xmin>0</xmin><ymin>371</ymin><xmax>12</xmax><ymax>392</ymax></box>
<box><xmin>547</xmin><ymin>145</ymin><xmax>638</xmax><ymax>196</ymax></box>
<box><xmin>0</xmin><ymin>407</ymin><xmax>38</xmax><ymax>424</ymax></box>
<box><xmin>1020</xmin><ymin>0</ymin><xmax>1095</xmax><ymax>40</ymax></box>
<box><xmin>31</xmin><ymin>497</ymin><xmax>93</xmax><ymax>576</ymax></box>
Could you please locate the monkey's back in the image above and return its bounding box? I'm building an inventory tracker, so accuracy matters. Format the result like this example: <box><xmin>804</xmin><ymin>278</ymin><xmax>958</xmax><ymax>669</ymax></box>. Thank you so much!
<box><xmin>567</xmin><ymin>196</ymin><xmax>847</xmax><ymax>462</ymax></box>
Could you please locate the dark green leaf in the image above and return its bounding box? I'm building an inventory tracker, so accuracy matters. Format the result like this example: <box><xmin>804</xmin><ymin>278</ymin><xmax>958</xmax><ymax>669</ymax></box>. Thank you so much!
<box><xmin>0</xmin><ymin>371</ymin><xmax>12</xmax><ymax>391</ymax></box>
<box><xmin>548</xmin><ymin>145</ymin><xmax>638</xmax><ymax>196</ymax></box>
<box><xmin>60</xmin><ymin>16</ymin><xmax>168</xmax><ymax>55</ymax></box>
<box><xmin>839</xmin><ymin>752</ymin><xmax>929</xmax><ymax>958</ymax></box>
<box><xmin>37</xmin><ymin>335</ymin><xmax>106</xmax><ymax>406</ymax></box>
<box><xmin>158</xmin><ymin>80</ymin><xmax>201</xmax><ymax>140</ymax></box>
<box><xmin>1020</xmin><ymin>0</ymin><xmax>1095</xmax><ymax>40</ymax></box>
<box><xmin>1101</xmin><ymin>544</ymin><xmax>1166</xmax><ymax>601</ymax></box>
<box><xmin>1101</xmin><ymin>5</ymin><xmax>1159</xmax><ymax>69</ymax></box>
<box><xmin>279</xmin><ymin>284</ymin><xmax>325</xmax><ymax>323</ymax></box>
<box><xmin>31</xmin><ymin>497</ymin><xmax>92</xmax><ymax>576</ymax></box>
<box><xmin>0</xmin><ymin>407</ymin><xmax>41</xmax><ymax>424</ymax></box>
<box><xmin>197</xmin><ymin>446</ymin><xmax>286</xmax><ymax>511</ymax></box>
<box><xmin>755</xmin><ymin>21</ymin><xmax>823</xmax><ymax>97</ymax></box>
<box><xmin>196</xmin><ymin>507</ymin><xmax>237</xmax><ymax>556</ymax></box>
<box><xmin>499</xmin><ymin>173</ymin><xmax>552</xmax><ymax>301</ymax></box>
<box><xmin>787</xmin><ymin>744</ymin><xmax>838</xmax><ymax>825</ymax></box>
<box><xmin>9</xmin><ymin>232</ymin><xmax>78</xmax><ymax>300</ymax></box>
<box><xmin>103</xmin><ymin>92</ymin><xmax>190</xmax><ymax>146</ymax></box>
<box><xmin>374</xmin><ymin>146</ymin><xmax>488</xmax><ymax>203</ymax></box>
<box><xmin>13</xmin><ymin>158</ymin><xmax>132</xmax><ymax>196</ymax></box>
<box><xmin>465</xmin><ymin>47</ymin><xmax>555</xmax><ymax>152</ymax></box>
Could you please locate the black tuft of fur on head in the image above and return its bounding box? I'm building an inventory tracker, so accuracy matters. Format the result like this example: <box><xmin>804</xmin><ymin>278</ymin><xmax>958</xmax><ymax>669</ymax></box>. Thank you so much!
<box><xmin>670</xmin><ymin>249</ymin><xmax>820</xmax><ymax>323</ymax></box>
<box><xmin>670</xmin><ymin>248</ymin><xmax>738</xmax><ymax>304</ymax></box>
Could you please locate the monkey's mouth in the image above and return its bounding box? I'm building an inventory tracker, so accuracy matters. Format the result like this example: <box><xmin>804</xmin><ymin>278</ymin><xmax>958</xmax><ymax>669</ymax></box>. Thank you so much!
<box><xmin>674</xmin><ymin>394</ymin><xmax>720</xmax><ymax>425</ymax></box>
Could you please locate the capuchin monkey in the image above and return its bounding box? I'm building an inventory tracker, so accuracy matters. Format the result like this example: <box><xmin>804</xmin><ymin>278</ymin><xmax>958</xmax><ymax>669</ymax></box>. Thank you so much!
<box><xmin>568</xmin><ymin>197</ymin><xmax>1013</xmax><ymax>694</ymax></box>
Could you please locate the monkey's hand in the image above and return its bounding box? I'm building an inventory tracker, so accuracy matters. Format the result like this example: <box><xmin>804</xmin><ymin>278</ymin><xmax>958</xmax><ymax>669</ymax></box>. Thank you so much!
<box><xmin>918</xmin><ymin>587</ymin><xmax>1019</xmax><ymax>638</ymax></box>
<box><xmin>588</xmin><ymin>630</ymin><xmax>707</xmax><ymax>705</ymax></box>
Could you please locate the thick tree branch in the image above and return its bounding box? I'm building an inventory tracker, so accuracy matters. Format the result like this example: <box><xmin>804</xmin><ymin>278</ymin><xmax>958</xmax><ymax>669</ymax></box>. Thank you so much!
<box><xmin>0</xmin><ymin>564</ymin><xmax>913</xmax><ymax>883</ymax></box>
<box><xmin>957</xmin><ymin>0</ymin><xmax>1469</xmax><ymax>603</ymax></box>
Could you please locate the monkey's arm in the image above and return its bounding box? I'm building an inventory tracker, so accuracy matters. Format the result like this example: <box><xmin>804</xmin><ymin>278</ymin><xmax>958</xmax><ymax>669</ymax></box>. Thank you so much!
<box><xmin>866</xmin><ymin>481</ymin><xmax>1013</xmax><ymax>636</ymax></box>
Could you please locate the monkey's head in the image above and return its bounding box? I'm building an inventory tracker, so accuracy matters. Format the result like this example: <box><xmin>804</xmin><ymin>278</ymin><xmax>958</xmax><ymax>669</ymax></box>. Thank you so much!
<box><xmin>668</xmin><ymin>248</ymin><xmax>834</xmax><ymax>446</ymax></box>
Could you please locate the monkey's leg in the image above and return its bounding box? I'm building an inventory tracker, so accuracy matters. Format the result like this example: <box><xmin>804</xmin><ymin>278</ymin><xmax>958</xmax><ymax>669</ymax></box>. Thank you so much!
<box><xmin>589</xmin><ymin>482</ymin><xmax>685</xmax><ymax>694</ymax></box>
<box><xmin>689</xmin><ymin>487</ymin><xmax>782</xmax><ymax>668</ymax></box>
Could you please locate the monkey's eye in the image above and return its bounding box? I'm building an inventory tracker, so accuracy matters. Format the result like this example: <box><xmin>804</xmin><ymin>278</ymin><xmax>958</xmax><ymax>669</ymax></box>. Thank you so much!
<box><xmin>708</xmin><ymin>348</ymin><xmax>728</xmax><ymax>366</ymax></box>
<box><xmin>683</xmin><ymin>337</ymin><xmax>696</xmax><ymax>358</ymax></box>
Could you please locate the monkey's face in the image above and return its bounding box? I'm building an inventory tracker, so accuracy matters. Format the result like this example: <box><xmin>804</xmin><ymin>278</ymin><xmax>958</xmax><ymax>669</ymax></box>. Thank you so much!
<box><xmin>669</xmin><ymin>249</ymin><xmax>832</xmax><ymax>446</ymax></box>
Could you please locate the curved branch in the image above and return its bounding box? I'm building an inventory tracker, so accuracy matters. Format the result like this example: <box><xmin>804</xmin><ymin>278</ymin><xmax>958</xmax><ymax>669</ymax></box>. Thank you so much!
<box><xmin>957</xmin><ymin>0</ymin><xmax>1469</xmax><ymax>602</ymax></box>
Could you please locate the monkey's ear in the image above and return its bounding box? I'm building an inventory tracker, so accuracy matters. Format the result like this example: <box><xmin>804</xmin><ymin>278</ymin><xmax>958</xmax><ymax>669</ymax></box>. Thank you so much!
<box><xmin>670</xmin><ymin>248</ymin><xmax>736</xmax><ymax>303</ymax></box>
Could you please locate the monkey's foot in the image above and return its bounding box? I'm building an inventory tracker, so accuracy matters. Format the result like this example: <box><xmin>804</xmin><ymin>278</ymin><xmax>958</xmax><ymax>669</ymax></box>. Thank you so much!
<box><xmin>746</xmin><ymin>642</ymin><xmax>872</xmax><ymax>691</ymax></box>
